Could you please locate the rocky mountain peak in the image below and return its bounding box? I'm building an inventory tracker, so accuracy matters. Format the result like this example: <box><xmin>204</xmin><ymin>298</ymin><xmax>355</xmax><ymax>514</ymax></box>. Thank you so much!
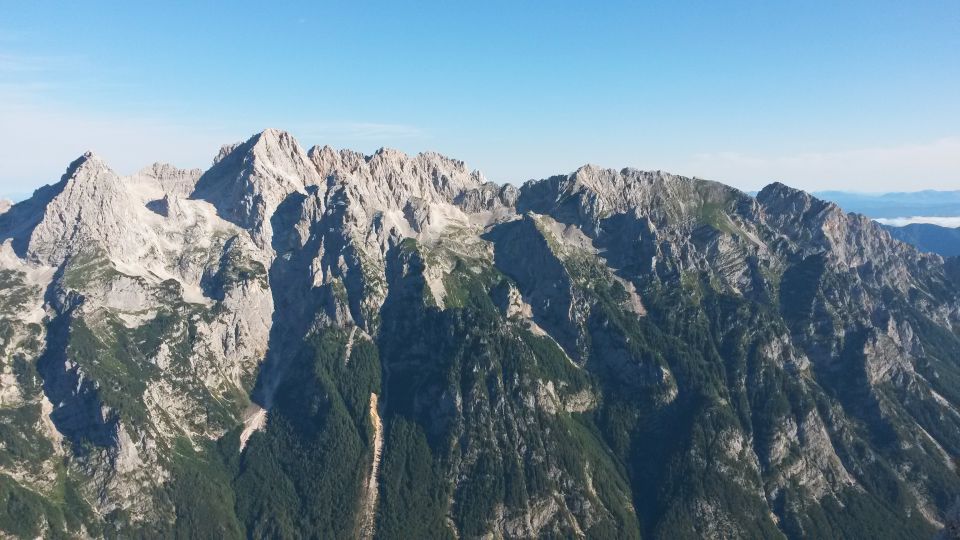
<box><xmin>756</xmin><ymin>181</ymin><xmax>849</xmax><ymax>222</ymax></box>
<box><xmin>62</xmin><ymin>151</ymin><xmax>110</xmax><ymax>181</ymax></box>
<box><xmin>755</xmin><ymin>181</ymin><xmax>940</xmax><ymax>295</ymax></box>
<box><xmin>248</xmin><ymin>128</ymin><xmax>314</xmax><ymax>172</ymax></box>
<box><xmin>20</xmin><ymin>152</ymin><xmax>155</xmax><ymax>266</ymax></box>
<box><xmin>245</xmin><ymin>128</ymin><xmax>318</xmax><ymax>185</ymax></box>
<box><xmin>192</xmin><ymin>129</ymin><xmax>319</xmax><ymax>247</ymax></box>
<box><xmin>202</xmin><ymin>128</ymin><xmax>317</xmax><ymax>185</ymax></box>
<box><xmin>758</xmin><ymin>180</ymin><xmax>815</xmax><ymax>205</ymax></box>
<box><xmin>756</xmin><ymin>181</ymin><xmax>845</xmax><ymax>233</ymax></box>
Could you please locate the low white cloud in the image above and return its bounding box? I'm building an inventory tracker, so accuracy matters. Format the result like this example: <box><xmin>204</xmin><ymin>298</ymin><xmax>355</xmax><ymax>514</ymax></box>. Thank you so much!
<box><xmin>682</xmin><ymin>137</ymin><xmax>960</xmax><ymax>192</ymax></box>
<box><xmin>874</xmin><ymin>216</ymin><xmax>960</xmax><ymax>228</ymax></box>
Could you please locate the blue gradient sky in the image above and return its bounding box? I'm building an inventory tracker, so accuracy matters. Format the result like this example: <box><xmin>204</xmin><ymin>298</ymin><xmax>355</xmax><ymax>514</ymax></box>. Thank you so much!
<box><xmin>1</xmin><ymin>1</ymin><xmax>958</xmax><ymax>197</ymax></box>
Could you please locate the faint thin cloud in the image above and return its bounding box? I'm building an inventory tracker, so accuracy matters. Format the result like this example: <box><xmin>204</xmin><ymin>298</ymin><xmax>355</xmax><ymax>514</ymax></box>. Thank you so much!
<box><xmin>0</xmin><ymin>81</ymin><xmax>58</xmax><ymax>97</ymax></box>
<box><xmin>0</xmin><ymin>53</ymin><xmax>47</xmax><ymax>72</ymax></box>
<box><xmin>0</xmin><ymin>87</ymin><xmax>237</xmax><ymax>192</ymax></box>
<box><xmin>298</xmin><ymin>122</ymin><xmax>426</xmax><ymax>141</ymax></box>
<box><xmin>0</xmin><ymin>30</ymin><xmax>25</xmax><ymax>42</ymax></box>
<box><xmin>0</xmin><ymin>51</ymin><xmax>96</xmax><ymax>105</ymax></box>
<box><xmin>0</xmin><ymin>52</ymin><xmax>85</xmax><ymax>73</ymax></box>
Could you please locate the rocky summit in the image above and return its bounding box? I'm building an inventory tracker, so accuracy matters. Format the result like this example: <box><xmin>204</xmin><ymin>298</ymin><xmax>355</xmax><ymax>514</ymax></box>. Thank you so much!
<box><xmin>1</xmin><ymin>129</ymin><xmax>959</xmax><ymax>539</ymax></box>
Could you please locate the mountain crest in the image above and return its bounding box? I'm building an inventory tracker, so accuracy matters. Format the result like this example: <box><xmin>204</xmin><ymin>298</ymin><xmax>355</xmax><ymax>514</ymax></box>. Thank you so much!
<box><xmin>310</xmin><ymin>144</ymin><xmax>487</xmax><ymax>214</ymax></box>
<box><xmin>2</xmin><ymin>130</ymin><xmax>959</xmax><ymax>539</ymax></box>
<box><xmin>62</xmin><ymin>150</ymin><xmax>109</xmax><ymax>181</ymax></box>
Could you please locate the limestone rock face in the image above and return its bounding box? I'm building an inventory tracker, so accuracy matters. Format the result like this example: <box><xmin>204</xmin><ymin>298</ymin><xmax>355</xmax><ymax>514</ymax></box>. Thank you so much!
<box><xmin>192</xmin><ymin>128</ymin><xmax>320</xmax><ymax>248</ymax></box>
<box><xmin>1</xmin><ymin>129</ymin><xmax>959</xmax><ymax>539</ymax></box>
<box><xmin>23</xmin><ymin>152</ymin><xmax>153</xmax><ymax>266</ymax></box>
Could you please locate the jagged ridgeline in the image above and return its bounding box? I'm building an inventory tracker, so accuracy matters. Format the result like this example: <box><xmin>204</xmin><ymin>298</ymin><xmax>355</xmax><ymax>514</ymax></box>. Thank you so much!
<box><xmin>0</xmin><ymin>129</ymin><xmax>959</xmax><ymax>539</ymax></box>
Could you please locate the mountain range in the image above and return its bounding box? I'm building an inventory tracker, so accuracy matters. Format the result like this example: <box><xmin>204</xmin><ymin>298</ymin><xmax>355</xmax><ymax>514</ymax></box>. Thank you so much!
<box><xmin>1</xmin><ymin>129</ymin><xmax>959</xmax><ymax>539</ymax></box>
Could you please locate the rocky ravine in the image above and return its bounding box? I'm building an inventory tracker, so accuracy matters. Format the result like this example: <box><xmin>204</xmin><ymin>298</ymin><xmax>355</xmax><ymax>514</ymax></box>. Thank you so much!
<box><xmin>0</xmin><ymin>129</ymin><xmax>958</xmax><ymax>539</ymax></box>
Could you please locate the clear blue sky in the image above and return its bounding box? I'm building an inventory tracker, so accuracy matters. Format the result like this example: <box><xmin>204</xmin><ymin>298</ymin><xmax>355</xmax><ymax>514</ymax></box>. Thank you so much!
<box><xmin>1</xmin><ymin>1</ymin><xmax>958</xmax><ymax>198</ymax></box>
